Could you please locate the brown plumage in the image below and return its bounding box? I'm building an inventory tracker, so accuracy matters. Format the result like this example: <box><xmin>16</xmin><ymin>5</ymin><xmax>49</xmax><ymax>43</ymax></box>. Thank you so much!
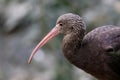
<box><xmin>28</xmin><ymin>13</ymin><xmax>120</xmax><ymax>80</ymax></box>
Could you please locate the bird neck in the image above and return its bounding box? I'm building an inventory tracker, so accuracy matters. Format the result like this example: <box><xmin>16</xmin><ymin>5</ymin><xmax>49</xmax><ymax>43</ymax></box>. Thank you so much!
<box><xmin>62</xmin><ymin>29</ymin><xmax>85</xmax><ymax>59</ymax></box>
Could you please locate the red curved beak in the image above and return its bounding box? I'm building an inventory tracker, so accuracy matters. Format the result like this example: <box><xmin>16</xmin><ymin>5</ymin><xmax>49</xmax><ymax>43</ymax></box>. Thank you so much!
<box><xmin>28</xmin><ymin>24</ymin><xmax>60</xmax><ymax>64</ymax></box>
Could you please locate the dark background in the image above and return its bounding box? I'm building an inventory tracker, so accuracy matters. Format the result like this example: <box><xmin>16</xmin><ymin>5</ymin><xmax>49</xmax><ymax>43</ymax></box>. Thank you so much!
<box><xmin>0</xmin><ymin>0</ymin><xmax>120</xmax><ymax>80</ymax></box>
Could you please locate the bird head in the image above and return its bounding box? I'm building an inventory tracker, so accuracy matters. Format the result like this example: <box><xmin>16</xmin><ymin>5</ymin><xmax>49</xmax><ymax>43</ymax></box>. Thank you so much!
<box><xmin>28</xmin><ymin>13</ymin><xmax>86</xmax><ymax>64</ymax></box>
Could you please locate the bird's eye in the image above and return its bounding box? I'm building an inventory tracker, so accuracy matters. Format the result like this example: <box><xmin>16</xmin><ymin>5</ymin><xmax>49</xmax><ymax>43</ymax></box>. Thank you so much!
<box><xmin>71</xmin><ymin>27</ymin><xmax>74</xmax><ymax>29</ymax></box>
<box><xmin>59</xmin><ymin>23</ymin><xmax>63</xmax><ymax>26</ymax></box>
<box><xmin>106</xmin><ymin>47</ymin><xmax>114</xmax><ymax>52</ymax></box>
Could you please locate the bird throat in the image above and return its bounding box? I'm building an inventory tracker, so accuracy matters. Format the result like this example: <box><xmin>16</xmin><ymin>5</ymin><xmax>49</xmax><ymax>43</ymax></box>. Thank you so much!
<box><xmin>62</xmin><ymin>29</ymin><xmax>85</xmax><ymax>60</ymax></box>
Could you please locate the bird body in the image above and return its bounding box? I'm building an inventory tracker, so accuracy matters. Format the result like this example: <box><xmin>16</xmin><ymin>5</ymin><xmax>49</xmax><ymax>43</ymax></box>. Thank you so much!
<box><xmin>63</xmin><ymin>25</ymin><xmax>120</xmax><ymax>80</ymax></box>
<box><xmin>28</xmin><ymin>13</ymin><xmax>120</xmax><ymax>80</ymax></box>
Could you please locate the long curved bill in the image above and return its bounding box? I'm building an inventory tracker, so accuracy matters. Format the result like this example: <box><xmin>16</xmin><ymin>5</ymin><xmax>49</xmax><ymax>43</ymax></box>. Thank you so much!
<box><xmin>28</xmin><ymin>24</ymin><xmax>60</xmax><ymax>64</ymax></box>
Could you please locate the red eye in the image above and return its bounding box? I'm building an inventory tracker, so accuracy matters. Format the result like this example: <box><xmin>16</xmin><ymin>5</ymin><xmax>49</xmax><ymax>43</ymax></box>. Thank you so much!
<box><xmin>59</xmin><ymin>23</ymin><xmax>63</xmax><ymax>26</ymax></box>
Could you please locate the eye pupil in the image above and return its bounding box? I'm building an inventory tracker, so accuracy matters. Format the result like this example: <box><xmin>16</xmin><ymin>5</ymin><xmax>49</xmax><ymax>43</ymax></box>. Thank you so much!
<box><xmin>71</xmin><ymin>27</ymin><xmax>74</xmax><ymax>29</ymax></box>
<box><xmin>59</xmin><ymin>23</ymin><xmax>63</xmax><ymax>26</ymax></box>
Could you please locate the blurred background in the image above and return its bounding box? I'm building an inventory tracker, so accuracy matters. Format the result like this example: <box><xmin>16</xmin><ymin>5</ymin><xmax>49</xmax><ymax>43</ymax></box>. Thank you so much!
<box><xmin>0</xmin><ymin>0</ymin><xmax>120</xmax><ymax>80</ymax></box>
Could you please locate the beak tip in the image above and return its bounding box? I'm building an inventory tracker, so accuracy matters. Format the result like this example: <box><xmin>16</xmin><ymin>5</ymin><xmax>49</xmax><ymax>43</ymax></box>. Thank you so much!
<box><xmin>28</xmin><ymin>59</ymin><xmax>31</xmax><ymax>64</ymax></box>
<box><xmin>28</xmin><ymin>56</ymin><xmax>32</xmax><ymax>64</ymax></box>
<box><xmin>28</xmin><ymin>50</ymin><xmax>36</xmax><ymax>64</ymax></box>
